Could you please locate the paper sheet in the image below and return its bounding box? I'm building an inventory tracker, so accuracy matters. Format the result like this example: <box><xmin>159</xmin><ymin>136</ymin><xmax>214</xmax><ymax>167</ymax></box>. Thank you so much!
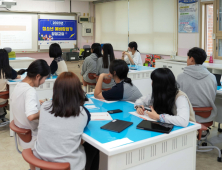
<box><xmin>90</xmin><ymin>112</ymin><xmax>113</xmax><ymax>121</ymax></box>
<box><xmin>84</xmin><ymin>98</ymin><xmax>93</xmax><ymax>105</ymax></box>
<box><xmin>129</xmin><ymin>111</ymin><xmax>156</xmax><ymax>122</ymax></box>
<box><xmin>85</xmin><ymin>105</ymin><xmax>97</xmax><ymax>109</ymax></box>
<box><xmin>90</xmin><ymin>97</ymin><xmax>118</xmax><ymax>103</ymax></box>
<box><xmin>103</xmin><ymin>138</ymin><xmax>134</xmax><ymax>149</ymax></box>
<box><xmin>87</xmin><ymin>92</ymin><xmax>94</xmax><ymax>95</ymax></box>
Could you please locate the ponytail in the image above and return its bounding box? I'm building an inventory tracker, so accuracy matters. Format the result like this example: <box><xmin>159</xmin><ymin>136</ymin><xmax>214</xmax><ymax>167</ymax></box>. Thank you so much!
<box><xmin>124</xmin><ymin>77</ymin><xmax>133</xmax><ymax>86</ymax></box>
<box><xmin>128</xmin><ymin>41</ymin><xmax>140</xmax><ymax>53</ymax></box>
<box><xmin>18</xmin><ymin>60</ymin><xmax>50</xmax><ymax>80</ymax></box>
<box><xmin>110</xmin><ymin>60</ymin><xmax>133</xmax><ymax>86</ymax></box>
<box><xmin>17</xmin><ymin>69</ymin><xmax>28</xmax><ymax>75</ymax></box>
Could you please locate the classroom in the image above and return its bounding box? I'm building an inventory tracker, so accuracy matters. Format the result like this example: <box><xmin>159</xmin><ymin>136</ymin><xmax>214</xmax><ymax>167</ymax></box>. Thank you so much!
<box><xmin>0</xmin><ymin>0</ymin><xmax>222</xmax><ymax>169</ymax></box>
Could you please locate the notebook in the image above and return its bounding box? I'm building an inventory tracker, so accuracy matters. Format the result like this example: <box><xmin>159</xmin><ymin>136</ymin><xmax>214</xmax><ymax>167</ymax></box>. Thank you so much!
<box><xmin>137</xmin><ymin>120</ymin><xmax>174</xmax><ymax>134</ymax></box>
<box><xmin>101</xmin><ymin>119</ymin><xmax>133</xmax><ymax>133</ymax></box>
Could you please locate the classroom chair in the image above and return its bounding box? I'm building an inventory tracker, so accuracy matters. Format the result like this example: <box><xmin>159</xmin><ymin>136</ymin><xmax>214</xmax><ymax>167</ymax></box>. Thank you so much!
<box><xmin>22</xmin><ymin>148</ymin><xmax>70</xmax><ymax>170</ymax></box>
<box><xmin>9</xmin><ymin>120</ymin><xmax>32</xmax><ymax>154</ymax></box>
<box><xmin>0</xmin><ymin>90</ymin><xmax>10</xmax><ymax>127</ymax></box>
<box><xmin>194</xmin><ymin>107</ymin><xmax>222</xmax><ymax>162</ymax></box>
<box><xmin>83</xmin><ymin>73</ymin><xmax>97</xmax><ymax>93</ymax></box>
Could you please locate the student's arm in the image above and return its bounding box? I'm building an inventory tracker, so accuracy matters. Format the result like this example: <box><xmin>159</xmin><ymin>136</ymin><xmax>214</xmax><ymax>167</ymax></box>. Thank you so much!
<box><xmin>50</xmin><ymin>60</ymin><xmax>58</xmax><ymax>75</ymax></box>
<box><xmin>27</xmin><ymin>111</ymin><xmax>40</xmax><ymax>121</ymax></box>
<box><xmin>146</xmin><ymin>96</ymin><xmax>190</xmax><ymax>127</ymax></box>
<box><xmin>94</xmin><ymin>73</ymin><xmax>107</xmax><ymax>100</ymax></box>
<box><xmin>132</xmin><ymin>52</ymin><xmax>142</xmax><ymax>66</ymax></box>
<box><xmin>135</xmin><ymin>95</ymin><xmax>151</xmax><ymax>115</ymax></box>
<box><xmin>124</xmin><ymin>52</ymin><xmax>135</xmax><ymax>65</ymax></box>
<box><xmin>25</xmin><ymin>89</ymin><xmax>40</xmax><ymax>121</ymax></box>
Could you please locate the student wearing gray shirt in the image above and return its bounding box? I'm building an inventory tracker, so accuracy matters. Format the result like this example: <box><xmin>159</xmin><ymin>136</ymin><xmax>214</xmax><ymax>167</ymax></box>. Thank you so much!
<box><xmin>81</xmin><ymin>43</ymin><xmax>101</xmax><ymax>92</ymax></box>
<box><xmin>33</xmin><ymin>72</ymin><xmax>99</xmax><ymax>170</ymax></box>
<box><xmin>94</xmin><ymin>60</ymin><xmax>142</xmax><ymax>102</ymax></box>
<box><xmin>96</xmin><ymin>44</ymin><xmax>115</xmax><ymax>89</ymax></box>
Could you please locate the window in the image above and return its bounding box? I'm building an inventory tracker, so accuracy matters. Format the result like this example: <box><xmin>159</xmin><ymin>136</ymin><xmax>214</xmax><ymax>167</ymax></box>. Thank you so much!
<box><xmin>95</xmin><ymin>0</ymin><xmax>177</xmax><ymax>55</ymax></box>
<box><xmin>200</xmin><ymin>2</ymin><xmax>214</xmax><ymax>57</ymax></box>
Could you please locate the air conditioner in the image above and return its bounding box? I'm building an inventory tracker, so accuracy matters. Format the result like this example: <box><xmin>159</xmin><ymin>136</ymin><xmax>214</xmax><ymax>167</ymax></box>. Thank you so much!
<box><xmin>0</xmin><ymin>0</ymin><xmax>17</xmax><ymax>8</ymax></box>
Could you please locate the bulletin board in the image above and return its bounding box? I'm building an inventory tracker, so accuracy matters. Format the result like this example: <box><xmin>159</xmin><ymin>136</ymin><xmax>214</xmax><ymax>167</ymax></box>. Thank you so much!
<box><xmin>178</xmin><ymin>0</ymin><xmax>199</xmax><ymax>33</ymax></box>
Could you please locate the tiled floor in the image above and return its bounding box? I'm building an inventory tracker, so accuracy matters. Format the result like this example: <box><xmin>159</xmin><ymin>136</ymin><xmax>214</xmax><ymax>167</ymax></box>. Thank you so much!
<box><xmin>0</xmin><ymin>61</ymin><xmax>222</xmax><ymax>170</ymax></box>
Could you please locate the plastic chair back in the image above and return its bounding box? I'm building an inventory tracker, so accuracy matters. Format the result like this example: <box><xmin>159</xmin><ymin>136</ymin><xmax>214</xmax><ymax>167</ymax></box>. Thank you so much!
<box><xmin>10</xmin><ymin>120</ymin><xmax>32</xmax><ymax>143</ymax></box>
<box><xmin>22</xmin><ymin>148</ymin><xmax>70</xmax><ymax>170</ymax></box>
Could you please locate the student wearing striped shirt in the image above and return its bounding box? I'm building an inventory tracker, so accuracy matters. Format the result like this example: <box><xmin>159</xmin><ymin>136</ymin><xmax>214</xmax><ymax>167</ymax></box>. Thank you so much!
<box><xmin>94</xmin><ymin>60</ymin><xmax>142</xmax><ymax>102</ymax></box>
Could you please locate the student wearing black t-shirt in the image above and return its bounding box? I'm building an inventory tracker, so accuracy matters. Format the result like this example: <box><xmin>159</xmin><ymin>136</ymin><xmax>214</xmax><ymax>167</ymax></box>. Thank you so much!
<box><xmin>94</xmin><ymin>60</ymin><xmax>142</xmax><ymax>102</ymax></box>
<box><xmin>0</xmin><ymin>49</ymin><xmax>20</xmax><ymax>120</ymax></box>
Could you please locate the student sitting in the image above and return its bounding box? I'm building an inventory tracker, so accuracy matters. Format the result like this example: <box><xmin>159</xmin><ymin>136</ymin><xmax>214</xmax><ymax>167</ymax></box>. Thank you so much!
<box><xmin>177</xmin><ymin>47</ymin><xmax>217</xmax><ymax>123</ymax></box>
<box><xmin>33</xmin><ymin>72</ymin><xmax>99</xmax><ymax>170</ymax></box>
<box><xmin>96</xmin><ymin>43</ymin><xmax>115</xmax><ymax>89</ymax></box>
<box><xmin>0</xmin><ymin>49</ymin><xmax>21</xmax><ymax>120</ymax></box>
<box><xmin>12</xmin><ymin>60</ymin><xmax>51</xmax><ymax>149</ymax></box>
<box><xmin>135</xmin><ymin>68</ymin><xmax>195</xmax><ymax>127</ymax></box>
<box><xmin>49</xmin><ymin>43</ymin><xmax>68</xmax><ymax>75</ymax></box>
<box><xmin>94</xmin><ymin>60</ymin><xmax>142</xmax><ymax>102</ymax></box>
<box><xmin>122</xmin><ymin>41</ymin><xmax>143</xmax><ymax>66</ymax></box>
<box><xmin>81</xmin><ymin>43</ymin><xmax>102</xmax><ymax>92</ymax></box>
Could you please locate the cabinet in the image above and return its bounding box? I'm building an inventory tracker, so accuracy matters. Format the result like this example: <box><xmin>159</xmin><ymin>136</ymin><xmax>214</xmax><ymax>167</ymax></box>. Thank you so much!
<box><xmin>156</xmin><ymin>61</ymin><xmax>186</xmax><ymax>79</ymax></box>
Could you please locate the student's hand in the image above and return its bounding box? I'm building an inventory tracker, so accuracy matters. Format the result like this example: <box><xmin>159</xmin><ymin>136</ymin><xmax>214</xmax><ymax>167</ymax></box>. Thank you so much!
<box><xmin>124</xmin><ymin>52</ymin><xmax>130</xmax><ymax>56</ymax></box>
<box><xmin>136</xmin><ymin>105</ymin><xmax>145</xmax><ymax>115</ymax></box>
<box><xmin>39</xmin><ymin>100</ymin><xmax>44</xmax><ymax>105</ymax></box>
<box><xmin>145</xmin><ymin>107</ymin><xmax>160</xmax><ymax>120</ymax></box>
<box><xmin>100</xmin><ymin>73</ymin><xmax>112</xmax><ymax>79</ymax></box>
<box><xmin>16</xmin><ymin>75</ymin><xmax>21</xmax><ymax>79</ymax></box>
<box><xmin>122</xmin><ymin>51</ymin><xmax>126</xmax><ymax>56</ymax></box>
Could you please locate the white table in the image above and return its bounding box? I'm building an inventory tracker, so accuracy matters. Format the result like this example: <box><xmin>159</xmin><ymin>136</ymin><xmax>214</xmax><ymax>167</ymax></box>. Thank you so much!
<box><xmin>128</xmin><ymin>66</ymin><xmax>155</xmax><ymax>96</ymax></box>
<box><xmin>215</xmin><ymin>87</ymin><xmax>222</xmax><ymax>124</ymax></box>
<box><xmin>9</xmin><ymin>57</ymin><xmax>35</xmax><ymax>69</ymax></box>
<box><xmin>8</xmin><ymin>72</ymin><xmax>57</xmax><ymax>136</ymax></box>
<box><xmin>84</xmin><ymin>95</ymin><xmax>201</xmax><ymax>170</ymax></box>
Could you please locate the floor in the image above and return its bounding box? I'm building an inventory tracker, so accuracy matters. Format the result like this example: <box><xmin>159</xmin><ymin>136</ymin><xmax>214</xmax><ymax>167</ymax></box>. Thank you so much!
<box><xmin>0</xmin><ymin>61</ymin><xmax>222</xmax><ymax>170</ymax></box>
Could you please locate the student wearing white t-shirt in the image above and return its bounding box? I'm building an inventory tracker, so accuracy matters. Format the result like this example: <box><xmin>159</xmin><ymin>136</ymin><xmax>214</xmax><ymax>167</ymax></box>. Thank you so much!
<box><xmin>11</xmin><ymin>59</ymin><xmax>50</xmax><ymax>150</ymax></box>
<box><xmin>122</xmin><ymin>41</ymin><xmax>143</xmax><ymax>66</ymax></box>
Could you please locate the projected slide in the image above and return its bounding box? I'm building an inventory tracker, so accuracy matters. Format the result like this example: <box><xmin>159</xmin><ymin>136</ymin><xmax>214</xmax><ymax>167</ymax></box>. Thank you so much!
<box><xmin>0</xmin><ymin>15</ymin><xmax>32</xmax><ymax>50</ymax></box>
<box><xmin>38</xmin><ymin>19</ymin><xmax>77</xmax><ymax>49</ymax></box>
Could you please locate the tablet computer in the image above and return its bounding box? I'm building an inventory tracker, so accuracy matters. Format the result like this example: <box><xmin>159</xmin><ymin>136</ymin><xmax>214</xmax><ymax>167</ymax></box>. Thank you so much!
<box><xmin>101</xmin><ymin>119</ymin><xmax>133</xmax><ymax>133</ymax></box>
<box><xmin>137</xmin><ymin>120</ymin><xmax>174</xmax><ymax>134</ymax></box>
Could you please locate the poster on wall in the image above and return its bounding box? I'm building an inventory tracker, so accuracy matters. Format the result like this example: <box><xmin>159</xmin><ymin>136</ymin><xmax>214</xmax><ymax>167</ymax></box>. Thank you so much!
<box><xmin>178</xmin><ymin>0</ymin><xmax>198</xmax><ymax>33</ymax></box>
<box><xmin>38</xmin><ymin>19</ymin><xmax>77</xmax><ymax>49</ymax></box>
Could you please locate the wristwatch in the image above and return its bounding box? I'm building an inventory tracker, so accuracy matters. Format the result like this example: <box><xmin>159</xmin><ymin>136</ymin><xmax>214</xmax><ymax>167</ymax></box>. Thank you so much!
<box><xmin>135</xmin><ymin>105</ymin><xmax>142</xmax><ymax>110</ymax></box>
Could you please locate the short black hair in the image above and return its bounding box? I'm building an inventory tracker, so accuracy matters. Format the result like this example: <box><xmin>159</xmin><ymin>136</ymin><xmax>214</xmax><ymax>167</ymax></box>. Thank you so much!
<box><xmin>109</xmin><ymin>59</ymin><xmax>132</xmax><ymax>86</ymax></box>
<box><xmin>49</xmin><ymin>43</ymin><xmax>62</xmax><ymax>58</ymax></box>
<box><xmin>91</xmin><ymin>43</ymin><xmax>102</xmax><ymax>57</ymax></box>
<box><xmin>187</xmin><ymin>47</ymin><xmax>207</xmax><ymax>64</ymax></box>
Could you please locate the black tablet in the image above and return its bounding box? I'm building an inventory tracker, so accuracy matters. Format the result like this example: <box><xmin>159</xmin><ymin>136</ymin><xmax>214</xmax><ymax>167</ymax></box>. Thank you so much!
<box><xmin>137</xmin><ymin>120</ymin><xmax>174</xmax><ymax>134</ymax></box>
<box><xmin>101</xmin><ymin>119</ymin><xmax>133</xmax><ymax>133</ymax></box>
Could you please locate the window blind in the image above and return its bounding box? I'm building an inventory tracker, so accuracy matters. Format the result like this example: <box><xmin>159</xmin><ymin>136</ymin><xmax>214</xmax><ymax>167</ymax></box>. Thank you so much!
<box><xmin>95</xmin><ymin>1</ymin><xmax>128</xmax><ymax>51</ymax></box>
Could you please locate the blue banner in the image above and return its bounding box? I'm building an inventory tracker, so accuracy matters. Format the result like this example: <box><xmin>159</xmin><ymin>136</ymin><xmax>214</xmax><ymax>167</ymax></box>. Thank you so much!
<box><xmin>179</xmin><ymin>0</ymin><xmax>198</xmax><ymax>3</ymax></box>
<box><xmin>38</xmin><ymin>19</ymin><xmax>77</xmax><ymax>41</ymax></box>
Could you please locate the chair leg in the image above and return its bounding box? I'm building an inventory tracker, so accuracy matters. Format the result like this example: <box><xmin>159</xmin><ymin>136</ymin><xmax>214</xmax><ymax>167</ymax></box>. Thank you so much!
<box><xmin>14</xmin><ymin>132</ymin><xmax>22</xmax><ymax>154</ymax></box>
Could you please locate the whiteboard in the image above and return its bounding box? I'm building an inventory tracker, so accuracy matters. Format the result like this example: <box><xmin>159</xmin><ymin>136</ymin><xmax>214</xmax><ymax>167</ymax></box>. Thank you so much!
<box><xmin>38</xmin><ymin>14</ymin><xmax>77</xmax><ymax>50</ymax></box>
<box><xmin>0</xmin><ymin>12</ymin><xmax>38</xmax><ymax>52</ymax></box>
